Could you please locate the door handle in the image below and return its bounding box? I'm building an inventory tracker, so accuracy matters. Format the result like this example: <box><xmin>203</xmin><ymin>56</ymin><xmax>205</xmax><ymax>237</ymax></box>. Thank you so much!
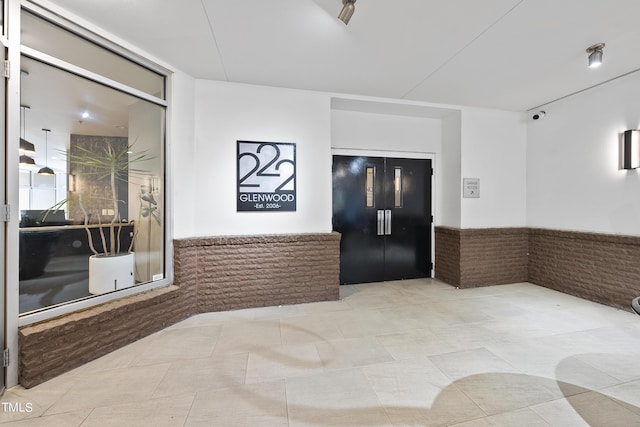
<box><xmin>377</xmin><ymin>210</ymin><xmax>384</xmax><ymax>235</ymax></box>
<box><xmin>385</xmin><ymin>209</ymin><xmax>392</xmax><ymax>235</ymax></box>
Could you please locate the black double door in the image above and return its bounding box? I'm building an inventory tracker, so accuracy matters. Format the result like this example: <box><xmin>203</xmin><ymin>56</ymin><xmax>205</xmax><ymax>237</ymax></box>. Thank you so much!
<box><xmin>332</xmin><ymin>155</ymin><xmax>432</xmax><ymax>284</ymax></box>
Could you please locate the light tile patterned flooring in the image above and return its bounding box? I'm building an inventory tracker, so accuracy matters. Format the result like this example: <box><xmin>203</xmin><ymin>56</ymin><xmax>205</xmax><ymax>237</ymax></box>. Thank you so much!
<box><xmin>2</xmin><ymin>279</ymin><xmax>640</xmax><ymax>426</ymax></box>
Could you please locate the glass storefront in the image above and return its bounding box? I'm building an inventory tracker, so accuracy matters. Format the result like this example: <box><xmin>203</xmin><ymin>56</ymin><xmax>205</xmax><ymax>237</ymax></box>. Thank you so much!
<box><xmin>18</xmin><ymin>8</ymin><xmax>167</xmax><ymax>315</ymax></box>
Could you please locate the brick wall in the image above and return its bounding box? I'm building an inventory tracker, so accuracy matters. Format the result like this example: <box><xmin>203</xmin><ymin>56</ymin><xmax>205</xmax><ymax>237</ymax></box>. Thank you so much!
<box><xmin>436</xmin><ymin>226</ymin><xmax>640</xmax><ymax>309</ymax></box>
<box><xmin>19</xmin><ymin>285</ymin><xmax>192</xmax><ymax>388</ymax></box>
<box><xmin>175</xmin><ymin>233</ymin><xmax>341</xmax><ymax>312</ymax></box>
<box><xmin>434</xmin><ymin>227</ymin><xmax>461</xmax><ymax>286</ymax></box>
<box><xmin>529</xmin><ymin>228</ymin><xmax>640</xmax><ymax>310</ymax></box>
<box><xmin>18</xmin><ymin>232</ymin><xmax>340</xmax><ymax>388</ymax></box>
<box><xmin>435</xmin><ymin>227</ymin><xmax>528</xmax><ymax>288</ymax></box>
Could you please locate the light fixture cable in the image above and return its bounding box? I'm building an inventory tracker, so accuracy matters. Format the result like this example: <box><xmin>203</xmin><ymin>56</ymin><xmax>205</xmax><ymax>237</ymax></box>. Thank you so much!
<box><xmin>20</xmin><ymin>105</ymin><xmax>36</xmax><ymax>155</ymax></box>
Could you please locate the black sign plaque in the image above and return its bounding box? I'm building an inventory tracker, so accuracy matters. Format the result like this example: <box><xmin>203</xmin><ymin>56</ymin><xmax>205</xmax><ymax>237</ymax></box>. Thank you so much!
<box><xmin>237</xmin><ymin>141</ymin><xmax>296</xmax><ymax>212</ymax></box>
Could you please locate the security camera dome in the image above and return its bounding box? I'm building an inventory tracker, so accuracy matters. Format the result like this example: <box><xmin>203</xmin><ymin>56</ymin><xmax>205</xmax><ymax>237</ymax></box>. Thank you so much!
<box><xmin>532</xmin><ymin>111</ymin><xmax>546</xmax><ymax>120</ymax></box>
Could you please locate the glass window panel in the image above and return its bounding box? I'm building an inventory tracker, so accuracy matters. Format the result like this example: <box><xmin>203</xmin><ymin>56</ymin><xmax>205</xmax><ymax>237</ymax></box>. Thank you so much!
<box><xmin>366</xmin><ymin>167</ymin><xmax>375</xmax><ymax>207</ymax></box>
<box><xmin>31</xmin><ymin>188</ymin><xmax>55</xmax><ymax>209</ymax></box>
<box><xmin>21</xmin><ymin>10</ymin><xmax>165</xmax><ymax>99</ymax></box>
<box><xmin>19</xmin><ymin>54</ymin><xmax>166</xmax><ymax>314</ymax></box>
<box><xmin>33</xmin><ymin>173</ymin><xmax>55</xmax><ymax>188</ymax></box>
<box><xmin>19</xmin><ymin>170</ymin><xmax>31</xmax><ymax>187</ymax></box>
<box><xmin>19</xmin><ymin>188</ymin><xmax>30</xmax><ymax>209</ymax></box>
<box><xmin>394</xmin><ymin>167</ymin><xmax>403</xmax><ymax>208</ymax></box>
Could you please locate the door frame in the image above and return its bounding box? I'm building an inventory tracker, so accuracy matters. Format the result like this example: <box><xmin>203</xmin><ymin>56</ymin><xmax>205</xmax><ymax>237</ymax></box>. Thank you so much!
<box><xmin>331</xmin><ymin>148</ymin><xmax>436</xmax><ymax>278</ymax></box>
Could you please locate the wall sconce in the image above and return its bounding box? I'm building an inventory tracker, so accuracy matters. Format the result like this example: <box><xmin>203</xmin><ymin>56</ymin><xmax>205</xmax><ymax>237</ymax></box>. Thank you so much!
<box><xmin>149</xmin><ymin>176</ymin><xmax>160</xmax><ymax>194</ymax></box>
<box><xmin>69</xmin><ymin>174</ymin><xmax>77</xmax><ymax>192</ymax></box>
<box><xmin>621</xmin><ymin>130</ymin><xmax>640</xmax><ymax>169</ymax></box>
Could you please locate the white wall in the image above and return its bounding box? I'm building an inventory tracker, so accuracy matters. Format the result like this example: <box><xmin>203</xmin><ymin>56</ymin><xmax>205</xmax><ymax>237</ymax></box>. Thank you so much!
<box><xmin>331</xmin><ymin>110</ymin><xmax>441</xmax><ymax>153</ymax></box>
<box><xmin>331</xmin><ymin>108</ymin><xmax>443</xmax><ymax>224</ymax></box>
<box><xmin>170</xmin><ymin>71</ymin><xmax>197</xmax><ymax>239</ymax></box>
<box><xmin>192</xmin><ymin>80</ymin><xmax>332</xmax><ymax>236</ymax></box>
<box><xmin>461</xmin><ymin>108</ymin><xmax>527</xmax><ymax>228</ymax></box>
<box><xmin>527</xmin><ymin>72</ymin><xmax>640</xmax><ymax>235</ymax></box>
<box><xmin>441</xmin><ymin>111</ymin><xmax>462</xmax><ymax>227</ymax></box>
<box><xmin>185</xmin><ymin>81</ymin><xmax>529</xmax><ymax>237</ymax></box>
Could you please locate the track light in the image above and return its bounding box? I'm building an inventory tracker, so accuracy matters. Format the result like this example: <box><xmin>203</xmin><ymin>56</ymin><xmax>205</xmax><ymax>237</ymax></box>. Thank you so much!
<box><xmin>338</xmin><ymin>0</ymin><xmax>356</xmax><ymax>25</ymax></box>
<box><xmin>586</xmin><ymin>43</ymin><xmax>605</xmax><ymax>68</ymax></box>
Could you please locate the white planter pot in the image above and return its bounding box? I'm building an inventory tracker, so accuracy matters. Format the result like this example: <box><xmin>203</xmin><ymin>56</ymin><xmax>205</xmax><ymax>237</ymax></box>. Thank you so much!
<box><xmin>89</xmin><ymin>252</ymin><xmax>135</xmax><ymax>295</ymax></box>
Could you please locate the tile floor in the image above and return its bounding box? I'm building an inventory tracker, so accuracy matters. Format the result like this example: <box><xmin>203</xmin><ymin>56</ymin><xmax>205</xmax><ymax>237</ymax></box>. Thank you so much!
<box><xmin>2</xmin><ymin>279</ymin><xmax>640</xmax><ymax>426</ymax></box>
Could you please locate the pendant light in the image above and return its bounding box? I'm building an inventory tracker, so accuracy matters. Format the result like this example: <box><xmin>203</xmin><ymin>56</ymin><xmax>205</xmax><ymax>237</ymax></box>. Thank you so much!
<box><xmin>37</xmin><ymin>128</ymin><xmax>54</xmax><ymax>175</ymax></box>
<box><xmin>20</xmin><ymin>105</ymin><xmax>36</xmax><ymax>159</ymax></box>
<box><xmin>19</xmin><ymin>154</ymin><xmax>36</xmax><ymax>166</ymax></box>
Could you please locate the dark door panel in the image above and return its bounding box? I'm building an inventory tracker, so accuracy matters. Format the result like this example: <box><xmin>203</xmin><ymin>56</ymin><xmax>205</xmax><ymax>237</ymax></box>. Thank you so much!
<box><xmin>332</xmin><ymin>155</ymin><xmax>432</xmax><ymax>285</ymax></box>
<box><xmin>332</xmin><ymin>156</ymin><xmax>385</xmax><ymax>284</ymax></box>
<box><xmin>383</xmin><ymin>158</ymin><xmax>431</xmax><ymax>280</ymax></box>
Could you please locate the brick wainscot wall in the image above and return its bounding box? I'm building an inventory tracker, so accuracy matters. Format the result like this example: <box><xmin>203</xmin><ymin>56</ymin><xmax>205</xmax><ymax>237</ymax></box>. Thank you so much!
<box><xmin>528</xmin><ymin>228</ymin><xmax>640</xmax><ymax>310</ymax></box>
<box><xmin>436</xmin><ymin>226</ymin><xmax>640</xmax><ymax>310</ymax></box>
<box><xmin>18</xmin><ymin>233</ymin><xmax>340</xmax><ymax>388</ymax></box>
<box><xmin>435</xmin><ymin>227</ymin><xmax>529</xmax><ymax>288</ymax></box>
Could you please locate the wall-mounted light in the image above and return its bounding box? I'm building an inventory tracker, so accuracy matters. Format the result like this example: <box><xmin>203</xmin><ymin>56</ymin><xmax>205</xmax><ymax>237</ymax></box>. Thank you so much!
<box><xmin>586</xmin><ymin>43</ymin><xmax>605</xmax><ymax>68</ymax></box>
<box><xmin>621</xmin><ymin>130</ymin><xmax>640</xmax><ymax>169</ymax></box>
<box><xmin>69</xmin><ymin>174</ymin><xmax>77</xmax><ymax>192</ymax></box>
<box><xmin>338</xmin><ymin>0</ymin><xmax>356</xmax><ymax>25</ymax></box>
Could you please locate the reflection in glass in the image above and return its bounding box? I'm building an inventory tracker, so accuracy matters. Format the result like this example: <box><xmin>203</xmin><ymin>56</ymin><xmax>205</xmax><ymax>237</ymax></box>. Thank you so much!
<box><xmin>21</xmin><ymin>10</ymin><xmax>165</xmax><ymax>99</ymax></box>
<box><xmin>366</xmin><ymin>167</ymin><xmax>375</xmax><ymax>207</ymax></box>
<box><xmin>394</xmin><ymin>167</ymin><xmax>403</xmax><ymax>208</ymax></box>
<box><xmin>19</xmin><ymin>55</ymin><xmax>165</xmax><ymax>314</ymax></box>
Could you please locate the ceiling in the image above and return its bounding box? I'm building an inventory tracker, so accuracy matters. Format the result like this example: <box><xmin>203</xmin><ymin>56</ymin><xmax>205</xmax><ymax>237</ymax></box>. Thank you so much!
<box><xmin>45</xmin><ymin>0</ymin><xmax>640</xmax><ymax>112</ymax></box>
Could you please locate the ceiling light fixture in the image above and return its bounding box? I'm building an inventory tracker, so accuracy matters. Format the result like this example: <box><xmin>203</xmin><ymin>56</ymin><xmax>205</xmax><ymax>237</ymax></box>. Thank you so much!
<box><xmin>19</xmin><ymin>105</ymin><xmax>36</xmax><ymax>155</ymax></box>
<box><xmin>19</xmin><ymin>155</ymin><xmax>35</xmax><ymax>167</ymax></box>
<box><xmin>586</xmin><ymin>43</ymin><xmax>605</xmax><ymax>68</ymax></box>
<box><xmin>37</xmin><ymin>128</ymin><xmax>55</xmax><ymax>175</ymax></box>
<box><xmin>338</xmin><ymin>0</ymin><xmax>356</xmax><ymax>25</ymax></box>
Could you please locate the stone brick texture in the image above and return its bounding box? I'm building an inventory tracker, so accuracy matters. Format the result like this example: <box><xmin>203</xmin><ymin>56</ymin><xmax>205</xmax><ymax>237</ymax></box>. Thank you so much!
<box><xmin>434</xmin><ymin>227</ymin><xmax>461</xmax><ymax>286</ymax></box>
<box><xmin>19</xmin><ymin>285</ymin><xmax>189</xmax><ymax>388</ymax></box>
<box><xmin>177</xmin><ymin>233</ymin><xmax>341</xmax><ymax>312</ymax></box>
<box><xmin>18</xmin><ymin>232</ymin><xmax>340</xmax><ymax>388</ymax></box>
<box><xmin>435</xmin><ymin>227</ymin><xmax>528</xmax><ymax>288</ymax></box>
<box><xmin>528</xmin><ymin>228</ymin><xmax>640</xmax><ymax>310</ymax></box>
<box><xmin>436</xmin><ymin>226</ymin><xmax>640</xmax><ymax>310</ymax></box>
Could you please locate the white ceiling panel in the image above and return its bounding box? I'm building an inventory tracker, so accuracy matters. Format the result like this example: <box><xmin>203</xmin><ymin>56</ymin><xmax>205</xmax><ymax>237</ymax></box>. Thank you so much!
<box><xmin>42</xmin><ymin>0</ymin><xmax>640</xmax><ymax>111</ymax></box>
<box><xmin>404</xmin><ymin>0</ymin><xmax>640</xmax><ymax>110</ymax></box>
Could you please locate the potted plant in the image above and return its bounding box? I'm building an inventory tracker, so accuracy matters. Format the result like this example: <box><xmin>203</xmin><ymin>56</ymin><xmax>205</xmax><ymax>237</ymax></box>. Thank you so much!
<box><xmin>56</xmin><ymin>136</ymin><xmax>156</xmax><ymax>294</ymax></box>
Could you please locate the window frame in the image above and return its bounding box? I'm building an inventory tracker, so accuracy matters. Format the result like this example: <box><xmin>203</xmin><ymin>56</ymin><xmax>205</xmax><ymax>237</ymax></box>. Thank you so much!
<box><xmin>18</xmin><ymin>2</ymin><xmax>172</xmax><ymax>326</ymax></box>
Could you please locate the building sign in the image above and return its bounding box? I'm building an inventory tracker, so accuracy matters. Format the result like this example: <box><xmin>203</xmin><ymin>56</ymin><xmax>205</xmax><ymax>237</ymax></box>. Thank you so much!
<box><xmin>237</xmin><ymin>140</ymin><xmax>296</xmax><ymax>212</ymax></box>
